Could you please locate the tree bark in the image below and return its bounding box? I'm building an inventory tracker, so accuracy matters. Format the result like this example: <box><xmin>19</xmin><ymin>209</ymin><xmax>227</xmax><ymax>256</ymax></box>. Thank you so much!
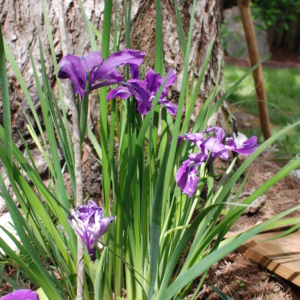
<box><xmin>0</xmin><ymin>0</ymin><xmax>227</xmax><ymax>199</ymax></box>
<box><xmin>0</xmin><ymin>0</ymin><xmax>104</xmax><ymax>201</ymax></box>
<box><xmin>130</xmin><ymin>0</ymin><xmax>226</xmax><ymax>122</ymax></box>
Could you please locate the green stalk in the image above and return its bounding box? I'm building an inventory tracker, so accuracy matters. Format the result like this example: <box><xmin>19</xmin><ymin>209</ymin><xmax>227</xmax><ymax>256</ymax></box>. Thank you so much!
<box><xmin>100</xmin><ymin>0</ymin><xmax>112</xmax><ymax>223</ymax></box>
<box><xmin>108</xmin><ymin>1</ymin><xmax>119</xmax><ymax>295</ymax></box>
<box><xmin>0</xmin><ymin>25</ymin><xmax>13</xmax><ymax>178</ymax></box>
<box><xmin>125</xmin><ymin>233</ymin><xmax>135</xmax><ymax>299</ymax></box>
<box><xmin>147</xmin><ymin>141</ymin><xmax>170</xmax><ymax>300</ymax></box>
<box><xmin>161</xmin><ymin>0</ymin><xmax>197</xmax><ymax>218</ymax></box>
<box><xmin>148</xmin><ymin>2</ymin><xmax>198</xmax><ymax>297</ymax></box>
<box><xmin>123</xmin><ymin>1</ymin><xmax>139</xmax><ymax>298</ymax></box>
<box><xmin>50</xmin><ymin>1</ymin><xmax>82</xmax><ymax>295</ymax></box>
<box><xmin>114</xmin><ymin>1</ymin><xmax>127</xmax><ymax>295</ymax></box>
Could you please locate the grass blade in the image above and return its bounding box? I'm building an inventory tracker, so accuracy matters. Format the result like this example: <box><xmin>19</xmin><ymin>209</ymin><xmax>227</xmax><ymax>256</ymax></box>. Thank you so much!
<box><xmin>0</xmin><ymin>25</ymin><xmax>12</xmax><ymax>174</ymax></box>
<box><xmin>148</xmin><ymin>141</ymin><xmax>169</xmax><ymax>300</ymax></box>
<box><xmin>174</xmin><ymin>0</ymin><xmax>186</xmax><ymax>59</ymax></box>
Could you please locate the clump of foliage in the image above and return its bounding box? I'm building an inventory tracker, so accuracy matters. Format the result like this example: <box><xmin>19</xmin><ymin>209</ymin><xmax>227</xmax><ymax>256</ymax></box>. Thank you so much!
<box><xmin>0</xmin><ymin>0</ymin><xmax>299</xmax><ymax>299</ymax></box>
<box><xmin>251</xmin><ymin>0</ymin><xmax>300</xmax><ymax>33</ymax></box>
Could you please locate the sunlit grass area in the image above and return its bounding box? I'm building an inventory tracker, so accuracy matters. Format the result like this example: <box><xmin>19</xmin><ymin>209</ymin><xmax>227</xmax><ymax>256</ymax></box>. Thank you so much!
<box><xmin>224</xmin><ymin>65</ymin><xmax>300</xmax><ymax>157</ymax></box>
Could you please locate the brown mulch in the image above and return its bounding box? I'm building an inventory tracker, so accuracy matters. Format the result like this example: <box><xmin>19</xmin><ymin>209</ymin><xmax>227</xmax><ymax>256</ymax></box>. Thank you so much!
<box><xmin>188</xmin><ymin>252</ymin><xmax>293</xmax><ymax>300</ymax></box>
<box><xmin>230</xmin><ymin>150</ymin><xmax>300</xmax><ymax>232</ymax></box>
<box><xmin>0</xmin><ymin>264</ymin><xmax>35</xmax><ymax>297</ymax></box>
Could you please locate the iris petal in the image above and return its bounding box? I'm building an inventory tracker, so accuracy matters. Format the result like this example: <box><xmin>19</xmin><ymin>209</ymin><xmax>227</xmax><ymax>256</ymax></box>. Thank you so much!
<box><xmin>125</xmin><ymin>80</ymin><xmax>152</xmax><ymax>114</ymax></box>
<box><xmin>93</xmin><ymin>48</ymin><xmax>145</xmax><ymax>82</ymax></box>
<box><xmin>158</xmin><ymin>99</ymin><xmax>180</xmax><ymax>116</ymax></box>
<box><xmin>107</xmin><ymin>86</ymin><xmax>133</xmax><ymax>100</ymax></box>
<box><xmin>58</xmin><ymin>59</ymin><xmax>86</xmax><ymax>97</ymax></box>
<box><xmin>129</xmin><ymin>64</ymin><xmax>140</xmax><ymax>80</ymax></box>
<box><xmin>1</xmin><ymin>290</ymin><xmax>39</xmax><ymax>300</ymax></box>
<box><xmin>160</xmin><ymin>69</ymin><xmax>177</xmax><ymax>89</ymax></box>
<box><xmin>68</xmin><ymin>201</ymin><xmax>114</xmax><ymax>261</ymax></box>
<box><xmin>107</xmin><ymin>79</ymin><xmax>153</xmax><ymax>115</ymax></box>
<box><xmin>225</xmin><ymin>136</ymin><xmax>258</xmax><ymax>155</ymax></box>
<box><xmin>206</xmin><ymin>127</ymin><xmax>225</xmax><ymax>143</ymax></box>
<box><xmin>177</xmin><ymin>132</ymin><xmax>205</xmax><ymax>146</ymax></box>
<box><xmin>159</xmin><ymin>69</ymin><xmax>177</xmax><ymax>99</ymax></box>
<box><xmin>145</xmin><ymin>68</ymin><xmax>161</xmax><ymax>93</ymax></box>
<box><xmin>176</xmin><ymin>160</ymin><xmax>200</xmax><ymax>198</ymax></box>
<box><xmin>201</xmin><ymin>137</ymin><xmax>229</xmax><ymax>160</ymax></box>
<box><xmin>58</xmin><ymin>52</ymin><xmax>103</xmax><ymax>97</ymax></box>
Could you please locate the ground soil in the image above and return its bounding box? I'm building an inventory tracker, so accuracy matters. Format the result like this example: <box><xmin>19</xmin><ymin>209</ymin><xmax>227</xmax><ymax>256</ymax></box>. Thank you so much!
<box><xmin>188</xmin><ymin>252</ymin><xmax>296</xmax><ymax>300</ymax></box>
<box><xmin>271</xmin><ymin>46</ymin><xmax>300</xmax><ymax>65</ymax></box>
<box><xmin>224</xmin><ymin>46</ymin><xmax>300</xmax><ymax>70</ymax></box>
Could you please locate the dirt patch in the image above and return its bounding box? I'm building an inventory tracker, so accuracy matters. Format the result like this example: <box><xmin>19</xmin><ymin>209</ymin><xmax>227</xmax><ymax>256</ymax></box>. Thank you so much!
<box><xmin>224</xmin><ymin>106</ymin><xmax>300</xmax><ymax>231</ymax></box>
<box><xmin>271</xmin><ymin>46</ymin><xmax>300</xmax><ymax>65</ymax></box>
<box><xmin>228</xmin><ymin>151</ymin><xmax>300</xmax><ymax>232</ymax></box>
<box><xmin>188</xmin><ymin>252</ymin><xmax>294</xmax><ymax>299</ymax></box>
<box><xmin>231</xmin><ymin>107</ymin><xmax>262</xmax><ymax>131</ymax></box>
<box><xmin>224</xmin><ymin>45</ymin><xmax>300</xmax><ymax>70</ymax></box>
<box><xmin>0</xmin><ymin>264</ymin><xmax>36</xmax><ymax>296</ymax></box>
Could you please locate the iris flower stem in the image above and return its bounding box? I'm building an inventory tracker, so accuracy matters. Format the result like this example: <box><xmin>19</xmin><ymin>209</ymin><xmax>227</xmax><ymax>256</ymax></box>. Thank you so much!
<box><xmin>56</xmin><ymin>0</ymin><xmax>84</xmax><ymax>299</ymax></box>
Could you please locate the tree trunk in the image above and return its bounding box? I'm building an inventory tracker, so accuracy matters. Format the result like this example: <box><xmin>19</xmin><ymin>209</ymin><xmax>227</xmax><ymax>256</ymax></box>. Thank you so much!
<box><xmin>0</xmin><ymin>0</ymin><xmax>104</xmax><ymax>202</ymax></box>
<box><xmin>0</xmin><ymin>0</ymin><xmax>227</xmax><ymax>204</ymax></box>
<box><xmin>130</xmin><ymin>0</ymin><xmax>226</xmax><ymax>125</ymax></box>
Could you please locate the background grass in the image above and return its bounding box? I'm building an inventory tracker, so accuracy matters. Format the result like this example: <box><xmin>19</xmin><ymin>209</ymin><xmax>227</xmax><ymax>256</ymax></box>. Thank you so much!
<box><xmin>224</xmin><ymin>65</ymin><xmax>300</xmax><ymax>157</ymax></box>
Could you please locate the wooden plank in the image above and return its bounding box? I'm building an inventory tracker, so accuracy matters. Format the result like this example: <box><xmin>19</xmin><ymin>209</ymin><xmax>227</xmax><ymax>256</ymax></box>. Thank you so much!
<box><xmin>237</xmin><ymin>231</ymin><xmax>300</xmax><ymax>286</ymax></box>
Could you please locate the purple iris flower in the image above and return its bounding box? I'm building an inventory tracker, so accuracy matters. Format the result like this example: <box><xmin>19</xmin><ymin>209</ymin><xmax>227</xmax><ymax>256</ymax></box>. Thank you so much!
<box><xmin>1</xmin><ymin>289</ymin><xmax>39</xmax><ymax>300</ymax></box>
<box><xmin>107</xmin><ymin>66</ymin><xmax>181</xmax><ymax>115</ymax></box>
<box><xmin>176</xmin><ymin>153</ymin><xmax>208</xmax><ymax>198</ymax></box>
<box><xmin>68</xmin><ymin>200</ymin><xmax>114</xmax><ymax>261</ymax></box>
<box><xmin>225</xmin><ymin>136</ymin><xmax>258</xmax><ymax>155</ymax></box>
<box><xmin>176</xmin><ymin>127</ymin><xmax>258</xmax><ymax>198</ymax></box>
<box><xmin>58</xmin><ymin>52</ymin><xmax>102</xmax><ymax>98</ymax></box>
<box><xmin>58</xmin><ymin>48</ymin><xmax>145</xmax><ymax>98</ymax></box>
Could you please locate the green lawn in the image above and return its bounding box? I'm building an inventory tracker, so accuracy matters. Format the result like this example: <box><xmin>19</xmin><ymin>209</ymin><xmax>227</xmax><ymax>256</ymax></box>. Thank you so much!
<box><xmin>223</xmin><ymin>65</ymin><xmax>300</xmax><ymax>156</ymax></box>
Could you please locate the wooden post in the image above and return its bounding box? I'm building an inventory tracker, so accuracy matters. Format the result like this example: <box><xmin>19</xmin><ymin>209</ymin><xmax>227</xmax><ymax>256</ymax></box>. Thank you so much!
<box><xmin>238</xmin><ymin>0</ymin><xmax>272</xmax><ymax>140</ymax></box>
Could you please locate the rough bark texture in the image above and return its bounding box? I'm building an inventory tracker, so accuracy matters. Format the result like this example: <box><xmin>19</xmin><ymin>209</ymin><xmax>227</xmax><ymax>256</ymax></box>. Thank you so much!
<box><xmin>0</xmin><ymin>0</ymin><xmax>226</xmax><ymax>206</ymax></box>
<box><xmin>0</xmin><ymin>0</ymin><xmax>104</xmax><ymax>203</ymax></box>
<box><xmin>129</xmin><ymin>0</ymin><xmax>225</xmax><ymax>123</ymax></box>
